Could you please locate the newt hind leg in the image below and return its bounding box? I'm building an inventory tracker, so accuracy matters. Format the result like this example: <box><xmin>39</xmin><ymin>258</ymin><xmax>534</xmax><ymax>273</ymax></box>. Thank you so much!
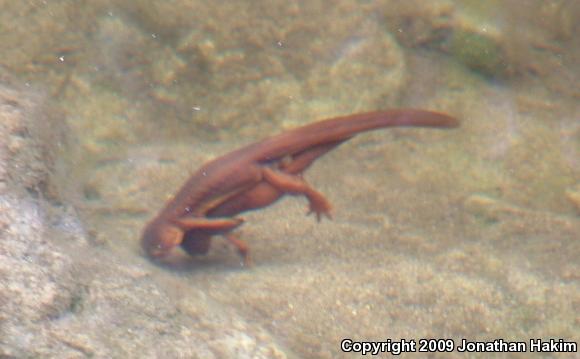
<box><xmin>262</xmin><ymin>167</ymin><xmax>332</xmax><ymax>221</ymax></box>
<box><xmin>264</xmin><ymin>139</ymin><xmax>348</xmax><ymax>220</ymax></box>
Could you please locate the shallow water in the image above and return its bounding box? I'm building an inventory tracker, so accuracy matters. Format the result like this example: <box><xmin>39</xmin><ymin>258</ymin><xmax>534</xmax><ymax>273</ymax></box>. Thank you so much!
<box><xmin>1</xmin><ymin>0</ymin><xmax>578</xmax><ymax>358</ymax></box>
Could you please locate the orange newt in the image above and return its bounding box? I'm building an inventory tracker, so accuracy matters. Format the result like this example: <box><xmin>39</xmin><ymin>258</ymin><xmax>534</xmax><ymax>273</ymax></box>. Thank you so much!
<box><xmin>141</xmin><ymin>109</ymin><xmax>458</xmax><ymax>264</ymax></box>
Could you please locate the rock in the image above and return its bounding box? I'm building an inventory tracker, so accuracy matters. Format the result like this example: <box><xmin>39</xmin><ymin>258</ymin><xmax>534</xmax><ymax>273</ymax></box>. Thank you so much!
<box><xmin>0</xmin><ymin>82</ymin><xmax>291</xmax><ymax>358</ymax></box>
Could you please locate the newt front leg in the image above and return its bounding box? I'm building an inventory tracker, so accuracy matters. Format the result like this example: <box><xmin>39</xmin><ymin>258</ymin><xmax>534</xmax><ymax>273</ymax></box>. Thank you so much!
<box><xmin>141</xmin><ymin>216</ymin><xmax>244</xmax><ymax>259</ymax></box>
<box><xmin>180</xmin><ymin>228</ymin><xmax>252</xmax><ymax>266</ymax></box>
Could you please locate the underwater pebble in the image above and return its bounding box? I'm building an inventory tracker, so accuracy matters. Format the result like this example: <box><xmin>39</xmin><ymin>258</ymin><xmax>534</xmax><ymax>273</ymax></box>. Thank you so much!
<box><xmin>463</xmin><ymin>193</ymin><xmax>506</xmax><ymax>222</ymax></box>
<box><xmin>564</xmin><ymin>183</ymin><xmax>580</xmax><ymax>213</ymax></box>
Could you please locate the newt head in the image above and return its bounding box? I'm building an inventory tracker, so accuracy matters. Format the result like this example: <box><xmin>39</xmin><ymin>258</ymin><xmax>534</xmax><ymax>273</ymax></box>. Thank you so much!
<box><xmin>141</xmin><ymin>220</ymin><xmax>183</xmax><ymax>259</ymax></box>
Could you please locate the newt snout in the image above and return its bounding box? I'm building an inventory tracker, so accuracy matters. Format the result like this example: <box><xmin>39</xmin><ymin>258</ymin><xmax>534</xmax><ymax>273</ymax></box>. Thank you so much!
<box><xmin>141</xmin><ymin>220</ymin><xmax>183</xmax><ymax>259</ymax></box>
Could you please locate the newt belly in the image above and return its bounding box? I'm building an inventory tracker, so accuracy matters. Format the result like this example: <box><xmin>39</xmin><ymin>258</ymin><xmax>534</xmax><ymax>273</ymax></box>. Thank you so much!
<box><xmin>141</xmin><ymin>109</ymin><xmax>458</xmax><ymax>265</ymax></box>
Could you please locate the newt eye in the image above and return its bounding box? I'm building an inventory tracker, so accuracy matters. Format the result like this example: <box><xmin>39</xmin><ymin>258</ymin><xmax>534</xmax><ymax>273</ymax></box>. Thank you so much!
<box><xmin>141</xmin><ymin>222</ymin><xmax>183</xmax><ymax>258</ymax></box>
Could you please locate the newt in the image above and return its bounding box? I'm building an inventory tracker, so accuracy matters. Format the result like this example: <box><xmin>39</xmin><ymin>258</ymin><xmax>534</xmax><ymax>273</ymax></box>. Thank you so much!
<box><xmin>141</xmin><ymin>109</ymin><xmax>458</xmax><ymax>264</ymax></box>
